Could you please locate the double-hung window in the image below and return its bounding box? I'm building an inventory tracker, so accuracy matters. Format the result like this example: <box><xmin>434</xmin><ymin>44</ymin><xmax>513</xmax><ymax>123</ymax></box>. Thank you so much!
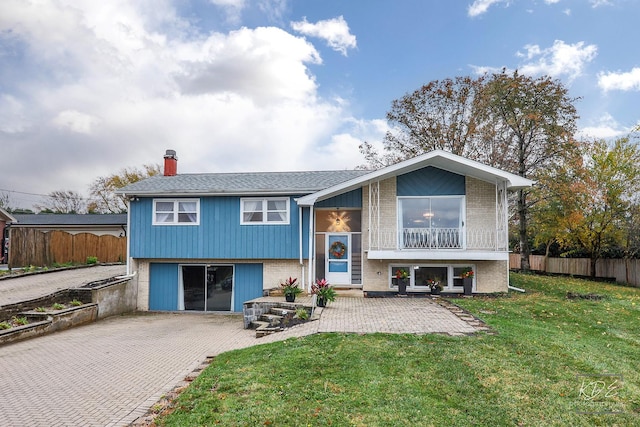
<box><xmin>241</xmin><ymin>197</ymin><xmax>289</xmax><ymax>225</ymax></box>
<box><xmin>153</xmin><ymin>199</ymin><xmax>200</xmax><ymax>225</ymax></box>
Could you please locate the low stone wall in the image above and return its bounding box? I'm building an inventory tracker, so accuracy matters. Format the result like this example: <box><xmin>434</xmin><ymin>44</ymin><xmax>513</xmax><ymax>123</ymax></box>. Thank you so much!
<box><xmin>0</xmin><ymin>276</ymin><xmax>135</xmax><ymax>346</ymax></box>
<box><xmin>0</xmin><ymin>289</ymin><xmax>91</xmax><ymax>320</ymax></box>
<box><xmin>83</xmin><ymin>277</ymin><xmax>137</xmax><ymax>319</ymax></box>
<box><xmin>0</xmin><ymin>304</ymin><xmax>98</xmax><ymax>346</ymax></box>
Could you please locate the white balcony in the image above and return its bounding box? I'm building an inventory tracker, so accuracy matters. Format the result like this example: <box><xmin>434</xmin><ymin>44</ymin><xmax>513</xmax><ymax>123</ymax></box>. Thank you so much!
<box><xmin>368</xmin><ymin>227</ymin><xmax>508</xmax><ymax>261</ymax></box>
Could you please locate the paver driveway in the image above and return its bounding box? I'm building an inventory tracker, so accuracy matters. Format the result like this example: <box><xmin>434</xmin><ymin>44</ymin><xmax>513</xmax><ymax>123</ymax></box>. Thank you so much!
<box><xmin>0</xmin><ymin>267</ymin><xmax>480</xmax><ymax>426</ymax></box>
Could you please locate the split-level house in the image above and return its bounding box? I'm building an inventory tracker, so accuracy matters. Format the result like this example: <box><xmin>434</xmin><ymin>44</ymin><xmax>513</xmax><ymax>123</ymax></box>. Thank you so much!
<box><xmin>118</xmin><ymin>149</ymin><xmax>533</xmax><ymax>312</ymax></box>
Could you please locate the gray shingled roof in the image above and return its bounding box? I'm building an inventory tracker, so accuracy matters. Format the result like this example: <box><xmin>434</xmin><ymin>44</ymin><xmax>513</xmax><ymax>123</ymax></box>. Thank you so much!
<box><xmin>11</xmin><ymin>214</ymin><xmax>127</xmax><ymax>226</ymax></box>
<box><xmin>118</xmin><ymin>170</ymin><xmax>372</xmax><ymax>196</ymax></box>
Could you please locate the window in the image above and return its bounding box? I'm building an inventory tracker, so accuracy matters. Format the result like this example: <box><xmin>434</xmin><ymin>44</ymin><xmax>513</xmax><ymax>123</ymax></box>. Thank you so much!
<box><xmin>241</xmin><ymin>197</ymin><xmax>289</xmax><ymax>224</ymax></box>
<box><xmin>153</xmin><ymin>199</ymin><xmax>199</xmax><ymax>225</ymax></box>
<box><xmin>389</xmin><ymin>264</ymin><xmax>475</xmax><ymax>291</ymax></box>
<box><xmin>398</xmin><ymin>196</ymin><xmax>464</xmax><ymax>249</ymax></box>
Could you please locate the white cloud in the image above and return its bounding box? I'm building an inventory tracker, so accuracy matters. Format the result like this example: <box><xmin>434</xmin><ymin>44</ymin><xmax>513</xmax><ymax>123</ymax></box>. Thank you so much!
<box><xmin>258</xmin><ymin>0</ymin><xmax>289</xmax><ymax>23</ymax></box>
<box><xmin>518</xmin><ymin>40</ymin><xmax>597</xmax><ymax>80</ymax></box>
<box><xmin>0</xmin><ymin>95</ymin><xmax>30</xmax><ymax>134</ymax></box>
<box><xmin>468</xmin><ymin>0</ymin><xmax>505</xmax><ymax>17</ymax></box>
<box><xmin>52</xmin><ymin>110</ymin><xmax>101</xmax><ymax>134</ymax></box>
<box><xmin>577</xmin><ymin>113</ymin><xmax>629</xmax><ymax>139</ymax></box>
<box><xmin>591</xmin><ymin>0</ymin><xmax>613</xmax><ymax>7</ymax></box>
<box><xmin>209</xmin><ymin>0</ymin><xmax>246</xmax><ymax>24</ymax></box>
<box><xmin>291</xmin><ymin>16</ymin><xmax>356</xmax><ymax>56</ymax></box>
<box><xmin>545</xmin><ymin>0</ymin><xmax>561</xmax><ymax>4</ymax></box>
<box><xmin>312</xmin><ymin>118</ymin><xmax>389</xmax><ymax>169</ymax></box>
<box><xmin>471</xmin><ymin>40</ymin><xmax>597</xmax><ymax>81</ymax></box>
<box><xmin>469</xmin><ymin>65</ymin><xmax>503</xmax><ymax>75</ymax></box>
<box><xmin>598</xmin><ymin>67</ymin><xmax>640</xmax><ymax>92</ymax></box>
<box><xmin>0</xmin><ymin>0</ymin><xmax>362</xmax><ymax>202</ymax></box>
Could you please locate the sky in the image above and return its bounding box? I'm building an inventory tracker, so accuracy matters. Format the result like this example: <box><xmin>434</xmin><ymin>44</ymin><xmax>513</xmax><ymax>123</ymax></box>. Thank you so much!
<box><xmin>1</xmin><ymin>0</ymin><xmax>639</xmax><ymax>210</ymax></box>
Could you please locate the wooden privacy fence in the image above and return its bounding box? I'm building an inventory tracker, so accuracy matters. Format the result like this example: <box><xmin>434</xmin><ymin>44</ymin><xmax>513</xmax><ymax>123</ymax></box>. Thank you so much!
<box><xmin>509</xmin><ymin>254</ymin><xmax>640</xmax><ymax>287</ymax></box>
<box><xmin>9</xmin><ymin>229</ymin><xmax>126</xmax><ymax>268</ymax></box>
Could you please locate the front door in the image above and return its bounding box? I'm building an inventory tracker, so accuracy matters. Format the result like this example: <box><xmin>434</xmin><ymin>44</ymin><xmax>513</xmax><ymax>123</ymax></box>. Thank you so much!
<box><xmin>326</xmin><ymin>234</ymin><xmax>350</xmax><ymax>285</ymax></box>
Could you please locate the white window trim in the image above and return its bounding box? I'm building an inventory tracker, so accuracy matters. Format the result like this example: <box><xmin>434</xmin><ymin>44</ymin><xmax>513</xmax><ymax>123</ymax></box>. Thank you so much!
<box><xmin>389</xmin><ymin>263</ymin><xmax>475</xmax><ymax>291</ymax></box>
<box><xmin>240</xmin><ymin>197</ymin><xmax>290</xmax><ymax>225</ymax></box>
<box><xmin>153</xmin><ymin>199</ymin><xmax>200</xmax><ymax>225</ymax></box>
<box><xmin>397</xmin><ymin>195</ymin><xmax>466</xmax><ymax>249</ymax></box>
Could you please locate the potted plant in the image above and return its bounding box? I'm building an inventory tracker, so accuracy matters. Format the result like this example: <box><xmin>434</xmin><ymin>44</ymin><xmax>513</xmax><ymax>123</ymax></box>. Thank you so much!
<box><xmin>311</xmin><ymin>278</ymin><xmax>336</xmax><ymax>307</ymax></box>
<box><xmin>461</xmin><ymin>268</ymin><xmax>474</xmax><ymax>295</ymax></box>
<box><xmin>281</xmin><ymin>277</ymin><xmax>302</xmax><ymax>302</ymax></box>
<box><xmin>395</xmin><ymin>269</ymin><xmax>409</xmax><ymax>295</ymax></box>
<box><xmin>427</xmin><ymin>278</ymin><xmax>442</xmax><ymax>295</ymax></box>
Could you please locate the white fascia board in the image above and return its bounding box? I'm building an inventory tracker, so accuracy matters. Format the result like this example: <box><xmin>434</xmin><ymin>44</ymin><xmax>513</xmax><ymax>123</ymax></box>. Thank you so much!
<box><xmin>0</xmin><ymin>208</ymin><xmax>16</xmax><ymax>222</ymax></box>
<box><xmin>297</xmin><ymin>150</ymin><xmax>534</xmax><ymax>206</ymax></box>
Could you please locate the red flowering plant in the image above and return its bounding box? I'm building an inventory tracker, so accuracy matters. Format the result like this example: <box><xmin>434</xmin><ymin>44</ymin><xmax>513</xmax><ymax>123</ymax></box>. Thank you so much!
<box><xmin>460</xmin><ymin>269</ymin><xmax>474</xmax><ymax>279</ymax></box>
<box><xmin>311</xmin><ymin>278</ymin><xmax>337</xmax><ymax>303</ymax></box>
<box><xmin>395</xmin><ymin>269</ymin><xmax>409</xmax><ymax>280</ymax></box>
<box><xmin>280</xmin><ymin>277</ymin><xmax>302</xmax><ymax>297</ymax></box>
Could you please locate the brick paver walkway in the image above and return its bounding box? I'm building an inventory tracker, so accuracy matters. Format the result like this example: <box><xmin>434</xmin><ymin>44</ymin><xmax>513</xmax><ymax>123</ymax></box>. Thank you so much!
<box><xmin>0</xmin><ymin>269</ymin><xmax>483</xmax><ymax>426</ymax></box>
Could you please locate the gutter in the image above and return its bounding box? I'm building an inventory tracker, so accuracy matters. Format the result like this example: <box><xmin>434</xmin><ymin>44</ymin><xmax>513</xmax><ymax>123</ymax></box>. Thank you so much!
<box><xmin>508</xmin><ymin>284</ymin><xmax>525</xmax><ymax>292</ymax></box>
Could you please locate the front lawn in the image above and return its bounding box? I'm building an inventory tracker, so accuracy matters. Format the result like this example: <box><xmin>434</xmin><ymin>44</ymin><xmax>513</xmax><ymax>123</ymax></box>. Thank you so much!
<box><xmin>156</xmin><ymin>273</ymin><xmax>640</xmax><ymax>426</ymax></box>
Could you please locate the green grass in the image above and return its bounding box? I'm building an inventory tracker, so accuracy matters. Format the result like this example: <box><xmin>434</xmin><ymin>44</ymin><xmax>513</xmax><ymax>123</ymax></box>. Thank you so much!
<box><xmin>156</xmin><ymin>273</ymin><xmax>640</xmax><ymax>426</ymax></box>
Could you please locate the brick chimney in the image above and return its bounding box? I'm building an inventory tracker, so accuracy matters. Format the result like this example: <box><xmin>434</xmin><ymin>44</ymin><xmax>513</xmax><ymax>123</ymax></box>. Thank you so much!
<box><xmin>163</xmin><ymin>149</ymin><xmax>178</xmax><ymax>176</ymax></box>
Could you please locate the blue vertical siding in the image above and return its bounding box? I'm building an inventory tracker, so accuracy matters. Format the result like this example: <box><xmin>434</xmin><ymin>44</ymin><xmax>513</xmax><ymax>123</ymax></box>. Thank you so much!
<box><xmin>316</xmin><ymin>188</ymin><xmax>362</xmax><ymax>208</ymax></box>
<box><xmin>149</xmin><ymin>263</ymin><xmax>179</xmax><ymax>310</ymax></box>
<box><xmin>397</xmin><ymin>166</ymin><xmax>465</xmax><ymax>196</ymax></box>
<box><xmin>233</xmin><ymin>263</ymin><xmax>264</xmax><ymax>311</ymax></box>
<box><xmin>301</xmin><ymin>207</ymin><xmax>310</xmax><ymax>259</ymax></box>
<box><xmin>130</xmin><ymin>196</ymin><xmax>303</xmax><ymax>259</ymax></box>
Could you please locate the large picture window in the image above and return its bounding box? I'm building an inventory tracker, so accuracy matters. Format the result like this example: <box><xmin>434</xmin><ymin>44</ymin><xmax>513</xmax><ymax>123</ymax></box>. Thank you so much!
<box><xmin>153</xmin><ymin>199</ymin><xmax>199</xmax><ymax>225</ymax></box>
<box><xmin>241</xmin><ymin>197</ymin><xmax>289</xmax><ymax>225</ymax></box>
<box><xmin>398</xmin><ymin>196</ymin><xmax>464</xmax><ymax>249</ymax></box>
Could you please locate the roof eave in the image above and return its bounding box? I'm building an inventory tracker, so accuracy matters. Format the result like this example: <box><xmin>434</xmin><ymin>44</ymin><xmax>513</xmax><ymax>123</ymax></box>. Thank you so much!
<box><xmin>117</xmin><ymin>190</ymin><xmax>316</xmax><ymax>198</ymax></box>
<box><xmin>297</xmin><ymin>150</ymin><xmax>535</xmax><ymax>206</ymax></box>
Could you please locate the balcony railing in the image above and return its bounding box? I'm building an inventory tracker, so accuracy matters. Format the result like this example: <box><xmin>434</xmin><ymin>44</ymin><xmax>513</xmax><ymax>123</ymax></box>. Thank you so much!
<box><xmin>370</xmin><ymin>227</ymin><xmax>503</xmax><ymax>251</ymax></box>
<box><xmin>402</xmin><ymin>228</ymin><xmax>461</xmax><ymax>249</ymax></box>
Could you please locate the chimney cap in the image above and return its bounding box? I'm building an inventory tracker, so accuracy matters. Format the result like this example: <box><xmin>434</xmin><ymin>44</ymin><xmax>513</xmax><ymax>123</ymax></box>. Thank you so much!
<box><xmin>164</xmin><ymin>149</ymin><xmax>177</xmax><ymax>159</ymax></box>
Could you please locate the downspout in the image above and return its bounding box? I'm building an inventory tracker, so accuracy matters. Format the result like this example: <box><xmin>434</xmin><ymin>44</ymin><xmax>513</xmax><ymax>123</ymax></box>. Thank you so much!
<box><xmin>307</xmin><ymin>205</ymin><xmax>314</xmax><ymax>292</ymax></box>
<box><xmin>298</xmin><ymin>205</ymin><xmax>304</xmax><ymax>290</ymax></box>
<box><xmin>117</xmin><ymin>199</ymin><xmax>138</xmax><ymax>279</ymax></box>
<box><xmin>122</xmin><ymin>197</ymin><xmax>133</xmax><ymax>277</ymax></box>
<box><xmin>507</xmin><ymin>262</ymin><xmax>525</xmax><ymax>292</ymax></box>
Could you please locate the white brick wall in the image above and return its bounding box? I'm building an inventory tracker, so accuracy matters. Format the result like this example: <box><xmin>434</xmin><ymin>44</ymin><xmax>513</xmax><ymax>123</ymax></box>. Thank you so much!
<box><xmin>466</xmin><ymin>177</ymin><xmax>497</xmax><ymax>231</ymax></box>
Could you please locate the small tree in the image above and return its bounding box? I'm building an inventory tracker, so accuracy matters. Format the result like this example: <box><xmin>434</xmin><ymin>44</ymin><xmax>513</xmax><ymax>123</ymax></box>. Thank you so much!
<box><xmin>538</xmin><ymin>138</ymin><xmax>640</xmax><ymax>276</ymax></box>
<box><xmin>36</xmin><ymin>190</ymin><xmax>86</xmax><ymax>214</ymax></box>
<box><xmin>88</xmin><ymin>164</ymin><xmax>161</xmax><ymax>213</ymax></box>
